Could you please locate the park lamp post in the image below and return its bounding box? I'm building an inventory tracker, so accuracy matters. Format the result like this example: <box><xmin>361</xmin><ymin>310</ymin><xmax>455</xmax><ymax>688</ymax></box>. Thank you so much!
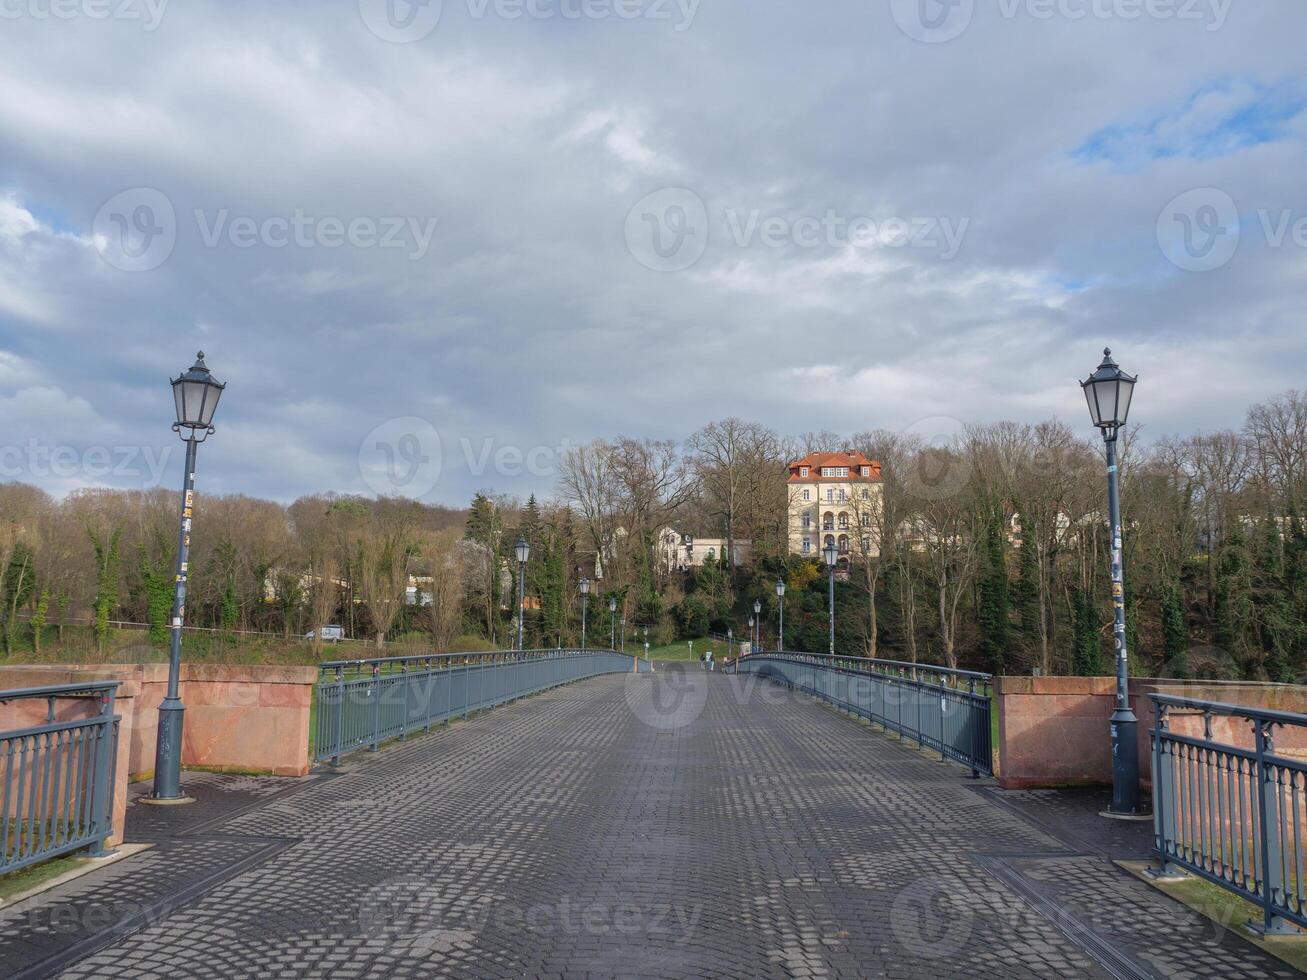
<box><xmin>620</xmin><ymin>615</ymin><xmax>626</xmax><ymax>652</ymax></box>
<box><xmin>149</xmin><ymin>352</ymin><xmax>224</xmax><ymax>804</ymax></box>
<box><xmin>1081</xmin><ymin>348</ymin><xmax>1142</xmax><ymax>817</ymax></box>
<box><xmin>748</xmin><ymin>616</ymin><xmax>754</xmax><ymax>653</ymax></box>
<box><xmin>753</xmin><ymin>599</ymin><xmax>761</xmax><ymax>651</ymax></box>
<box><xmin>608</xmin><ymin>598</ymin><xmax>617</xmax><ymax>649</ymax></box>
<box><xmin>775</xmin><ymin>579</ymin><xmax>785</xmax><ymax>652</ymax></box>
<box><xmin>579</xmin><ymin>577</ymin><xmax>590</xmax><ymax>650</ymax></box>
<box><xmin>515</xmin><ymin>537</ymin><xmax>530</xmax><ymax>652</ymax></box>
<box><xmin>823</xmin><ymin>541</ymin><xmax>838</xmax><ymax>656</ymax></box>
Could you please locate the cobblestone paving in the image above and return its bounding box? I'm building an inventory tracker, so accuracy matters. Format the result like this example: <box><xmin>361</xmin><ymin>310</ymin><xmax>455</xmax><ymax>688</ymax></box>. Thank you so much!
<box><xmin>2</xmin><ymin>670</ymin><xmax>1297</xmax><ymax>978</ymax></box>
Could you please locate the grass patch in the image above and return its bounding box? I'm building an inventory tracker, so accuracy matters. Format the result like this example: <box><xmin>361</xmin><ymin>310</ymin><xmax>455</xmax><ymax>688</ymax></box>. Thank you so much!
<box><xmin>646</xmin><ymin>637</ymin><xmax>731</xmax><ymax>662</ymax></box>
<box><xmin>0</xmin><ymin>853</ymin><xmax>91</xmax><ymax>903</ymax></box>
<box><xmin>1120</xmin><ymin>860</ymin><xmax>1307</xmax><ymax>973</ymax></box>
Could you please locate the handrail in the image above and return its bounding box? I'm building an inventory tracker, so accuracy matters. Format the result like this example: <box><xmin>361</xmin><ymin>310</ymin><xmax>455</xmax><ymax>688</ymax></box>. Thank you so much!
<box><xmin>1</xmin><ymin>681</ymin><xmax>121</xmax><ymax>875</ymax></box>
<box><xmin>735</xmin><ymin>654</ymin><xmax>993</xmax><ymax>776</ymax></box>
<box><xmin>314</xmin><ymin>649</ymin><xmax>642</xmax><ymax>763</ymax></box>
<box><xmin>742</xmin><ymin>652</ymin><xmax>992</xmax><ymax>689</ymax></box>
<box><xmin>318</xmin><ymin>647</ymin><xmax>624</xmax><ymax>674</ymax></box>
<box><xmin>1150</xmin><ymin>692</ymin><xmax>1307</xmax><ymax>936</ymax></box>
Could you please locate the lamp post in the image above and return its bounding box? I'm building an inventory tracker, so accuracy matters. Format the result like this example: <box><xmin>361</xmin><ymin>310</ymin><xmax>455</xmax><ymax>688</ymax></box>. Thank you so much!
<box><xmin>775</xmin><ymin>579</ymin><xmax>785</xmax><ymax>652</ymax></box>
<box><xmin>1081</xmin><ymin>348</ymin><xmax>1142</xmax><ymax>816</ymax></box>
<box><xmin>579</xmin><ymin>577</ymin><xmax>590</xmax><ymax>650</ymax></box>
<box><xmin>823</xmin><ymin>541</ymin><xmax>838</xmax><ymax>656</ymax></box>
<box><xmin>609</xmin><ymin>598</ymin><xmax>617</xmax><ymax>650</ymax></box>
<box><xmin>727</xmin><ymin>628</ymin><xmax>733</xmax><ymax>665</ymax></box>
<box><xmin>753</xmin><ymin>599</ymin><xmax>761</xmax><ymax>651</ymax></box>
<box><xmin>148</xmin><ymin>352</ymin><xmax>224</xmax><ymax>804</ymax></box>
<box><xmin>515</xmin><ymin>536</ymin><xmax>530</xmax><ymax>652</ymax></box>
<box><xmin>620</xmin><ymin>616</ymin><xmax>626</xmax><ymax>652</ymax></box>
<box><xmin>748</xmin><ymin>616</ymin><xmax>754</xmax><ymax>653</ymax></box>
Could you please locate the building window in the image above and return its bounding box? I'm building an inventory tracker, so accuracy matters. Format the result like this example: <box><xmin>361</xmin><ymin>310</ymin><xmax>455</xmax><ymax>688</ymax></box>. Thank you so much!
<box><xmin>826</xmin><ymin>488</ymin><xmax>834</xmax><ymax>503</ymax></box>
<box><xmin>824</xmin><ymin>534</ymin><xmax>836</xmax><ymax>550</ymax></box>
<box><xmin>838</xmin><ymin>534</ymin><xmax>849</xmax><ymax>552</ymax></box>
<box><xmin>861</xmin><ymin>513</ymin><xmax>871</xmax><ymax>527</ymax></box>
<box><xmin>820</xmin><ymin>466</ymin><xmax>849</xmax><ymax>478</ymax></box>
<box><xmin>838</xmin><ymin>513</ymin><xmax>849</xmax><ymax>529</ymax></box>
<box><xmin>800</xmin><ymin>466</ymin><xmax>809</xmax><ymax>477</ymax></box>
<box><xmin>822</xmin><ymin>512</ymin><xmax>834</xmax><ymax>531</ymax></box>
<box><xmin>838</xmin><ymin>488</ymin><xmax>846</xmax><ymax>502</ymax></box>
<box><xmin>802</xmin><ymin>513</ymin><xmax>811</xmax><ymax>528</ymax></box>
<box><xmin>802</xmin><ymin>489</ymin><xmax>811</xmax><ymax>501</ymax></box>
<box><xmin>802</xmin><ymin>537</ymin><xmax>811</xmax><ymax>554</ymax></box>
<box><xmin>860</xmin><ymin>488</ymin><xmax>869</xmax><ymax>499</ymax></box>
<box><xmin>861</xmin><ymin>536</ymin><xmax>871</xmax><ymax>552</ymax></box>
<box><xmin>860</xmin><ymin>466</ymin><xmax>870</xmax><ymax>477</ymax></box>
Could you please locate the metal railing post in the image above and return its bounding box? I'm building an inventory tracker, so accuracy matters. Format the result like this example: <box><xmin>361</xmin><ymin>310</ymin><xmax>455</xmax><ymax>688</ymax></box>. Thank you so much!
<box><xmin>332</xmin><ymin>667</ymin><xmax>345</xmax><ymax>765</ymax></box>
<box><xmin>87</xmin><ymin>688</ymin><xmax>117</xmax><ymax>857</ymax></box>
<box><xmin>369</xmin><ymin>664</ymin><xmax>381</xmax><ymax>751</ymax></box>
<box><xmin>1253</xmin><ymin>718</ymin><xmax>1291</xmax><ymax>935</ymax></box>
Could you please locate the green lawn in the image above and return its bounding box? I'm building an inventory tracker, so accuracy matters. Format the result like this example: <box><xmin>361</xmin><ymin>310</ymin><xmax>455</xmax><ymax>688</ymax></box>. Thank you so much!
<box><xmin>643</xmin><ymin>637</ymin><xmax>737</xmax><ymax>662</ymax></box>
<box><xmin>0</xmin><ymin>854</ymin><xmax>89</xmax><ymax>903</ymax></box>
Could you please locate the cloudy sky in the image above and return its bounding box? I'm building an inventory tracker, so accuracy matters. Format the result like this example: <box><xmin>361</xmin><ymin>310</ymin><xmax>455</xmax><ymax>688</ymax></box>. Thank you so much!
<box><xmin>1</xmin><ymin>0</ymin><xmax>1304</xmax><ymax>506</ymax></box>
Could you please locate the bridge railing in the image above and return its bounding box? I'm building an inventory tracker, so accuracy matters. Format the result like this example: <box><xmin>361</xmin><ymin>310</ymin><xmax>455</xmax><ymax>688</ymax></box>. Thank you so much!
<box><xmin>731</xmin><ymin>653</ymin><xmax>993</xmax><ymax>776</ymax></box>
<box><xmin>1151</xmin><ymin>693</ymin><xmax>1307</xmax><ymax>935</ymax></box>
<box><xmin>314</xmin><ymin>649</ymin><xmax>643</xmax><ymax>763</ymax></box>
<box><xmin>1</xmin><ymin>681</ymin><xmax>121</xmax><ymax>875</ymax></box>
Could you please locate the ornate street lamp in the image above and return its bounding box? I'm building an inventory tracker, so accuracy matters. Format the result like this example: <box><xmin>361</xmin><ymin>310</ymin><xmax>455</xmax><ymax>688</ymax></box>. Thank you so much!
<box><xmin>579</xmin><ymin>577</ymin><xmax>590</xmax><ymax>650</ymax></box>
<box><xmin>515</xmin><ymin>536</ymin><xmax>530</xmax><ymax>652</ymax></box>
<box><xmin>748</xmin><ymin>616</ymin><xmax>755</xmax><ymax>653</ymax></box>
<box><xmin>620</xmin><ymin>615</ymin><xmax>626</xmax><ymax>653</ymax></box>
<box><xmin>1081</xmin><ymin>348</ymin><xmax>1142</xmax><ymax>817</ymax></box>
<box><xmin>753</xmin><ymin>599</ymin><xmax>761</xmax><ymax>651</ymax></box>
<box><xmin>823</xmin><ymin>541</ymin><xmax>838</xmax><ymax>656</ymax></box>
<box><xmin>609</xmin><ymin>598</ymin><xmax>617</xmax><ymax>650</ymax></box>
<box><xmin>148</xmin><ymin>353</ymin><xmax>225</xmax><ymax>804</ymax></box>
<box><xmin>775</xmin><ymin>579</ymin><xmax>786</xmax><ymax>652</ymax></box>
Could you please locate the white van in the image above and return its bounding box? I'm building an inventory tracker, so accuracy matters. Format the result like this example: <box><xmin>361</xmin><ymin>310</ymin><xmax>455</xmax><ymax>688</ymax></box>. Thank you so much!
<box><xmin>306</xmin><ymin>625</ymin><xmax>345</xmax><ymax>642</ymax></box>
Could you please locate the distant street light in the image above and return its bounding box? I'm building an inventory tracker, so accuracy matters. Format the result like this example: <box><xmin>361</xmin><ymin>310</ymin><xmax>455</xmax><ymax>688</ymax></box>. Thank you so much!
<box><xmin>515</xmin><ymin>536</ymin><xmax>530</xmax><ymax>652</ymax></box>
<box><xmin>775</xmin><ymin>579</ymin><xmax>786</xmax><ymax>652</ymax></box>
<box><xmin>150</xmin><ymin>352</ymin><xmax>225</xmax><ymax>804</ymax></box>
<box><xmin>748</xmin><ymin>616</ymin><xmax>755</xmax><ymax>652</ymax></box>
<box><xmin>609</xmin><ymin>598</ymin><xmax>617</xmax><ymax>649</ymax></box>
<box><xmin>579</xmin><ymin>577</ymin><xmax>590</xmax><ymax>649</ymax></box>
<box><xmin>1081</xmin><ymin>347</ymin><xmax>1141</xmax><ymax>816</ymax></box>
<box><xmin>823</xmin><ymin>541</ymin><xmax>838</xmax><ymax>656</ymax></box>
<box><xmin>753</xmin><ymin>599</ymin><xmax>761</xmax><ymax>651</ymax></box>
<box><xmin>620</xmin><ymin>615</ymin><xmax>626</xmax><ymax>653</ymax></box>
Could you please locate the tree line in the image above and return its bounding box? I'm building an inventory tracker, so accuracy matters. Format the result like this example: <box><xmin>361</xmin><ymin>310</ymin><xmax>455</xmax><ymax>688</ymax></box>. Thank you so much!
<box><xmin>3</xmin><ymin>392</ymin><xmax>1305</xmax><ymax>678</ymax></box>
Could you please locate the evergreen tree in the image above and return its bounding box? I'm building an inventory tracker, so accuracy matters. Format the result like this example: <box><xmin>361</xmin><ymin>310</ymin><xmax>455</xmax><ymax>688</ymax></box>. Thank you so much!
<box><xmin>976</xmin><ymin>507</ymin><xmax>1011</xmax><ymax>673</ymax></box>
<box><xmin>1014</xmin><ymin>510</ymin><xmax>1040</xmax><ymax>647</ymax></box>
<box><xmin>89</xmin><ymin>526</ymin><xmax>123</xmax><ymax>654</ymax></box>
<box><xmin>1072</xmin><ymin>588</ymin><xmax>1103</xmax><ymax>676</ymax></box>
<box><xmin>1160</xmin><ymin>584</ymin><xmax>1190</xmax><ymax>679</ymax></box>
<box><xmin>29</xmin><ymin>589</ymin><xmax>48</xmax><ymax>654</ymax></box>
<box><xmin>3</xmin><ymin>541</ymin><xmax>35</xmax><ymax>656</ymax></box>
<box><xmin>138</xmin><ymin>544</ymin><xmax>175</xmax><ymax>645</ymax></box>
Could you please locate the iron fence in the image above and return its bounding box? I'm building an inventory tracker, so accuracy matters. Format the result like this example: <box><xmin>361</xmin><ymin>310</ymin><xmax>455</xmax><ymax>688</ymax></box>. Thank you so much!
<box><xmin>731</xmin><ymin>653</ymin><xmax>993</xmax><ymax>776</ymax></box>
<box><xmin>1151</xmin><ymin>693</ymin><xmax>1307</xmax><ymax>935</ymax></box>
<box><xmin>1</xmin><ymin>681</ymin><xmax>121</xmax><ymax>875</ymax></box>
<box><xmin>315</xmin><ymin>649</ymin><xmax>644</xmax><ymax>763</ymax></box>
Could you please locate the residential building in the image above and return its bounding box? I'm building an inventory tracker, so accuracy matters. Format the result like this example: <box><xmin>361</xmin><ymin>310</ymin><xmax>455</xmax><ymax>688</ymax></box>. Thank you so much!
<box><xmin>786</xmin><ymin>450</ymin><xmax>883</xmax><ymax>561</ymax></box>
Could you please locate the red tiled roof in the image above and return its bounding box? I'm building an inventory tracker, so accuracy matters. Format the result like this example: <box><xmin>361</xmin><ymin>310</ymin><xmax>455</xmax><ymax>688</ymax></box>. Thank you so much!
<box><xmin>787</xmin><ymin>450</ymin><xmax>882</xmax><ymax>483</ymax></box>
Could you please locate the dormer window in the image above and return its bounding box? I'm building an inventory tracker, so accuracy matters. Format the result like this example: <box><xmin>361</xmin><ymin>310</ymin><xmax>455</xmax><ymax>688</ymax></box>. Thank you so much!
<box><xmin>800</xmin><ymin>466</ymin><xmax>809</xmax><ymax>477</ymax></box>
<box><xmin>820</xmin><ymin>466</ymin><xmax>848</xmax><ymax>478</ymax></box>
<box><xmin>860</xmin><ymin>466</ymin><xmax>870</xmax><ymax>477</ymax></box>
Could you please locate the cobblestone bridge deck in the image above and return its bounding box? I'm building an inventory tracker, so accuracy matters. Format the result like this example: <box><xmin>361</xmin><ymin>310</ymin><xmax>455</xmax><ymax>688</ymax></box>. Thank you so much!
<box><xmin>0</xmin><ymin>669</ymin><xmax>1294</xmax><ymax>978</ymax></box>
